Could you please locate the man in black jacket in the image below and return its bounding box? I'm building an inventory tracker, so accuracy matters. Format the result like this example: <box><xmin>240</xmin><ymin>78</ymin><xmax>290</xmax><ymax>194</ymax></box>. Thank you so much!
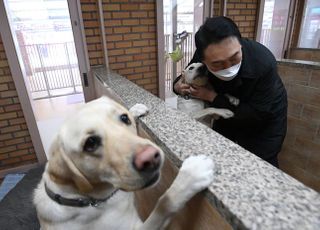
<box><xmin>173</xmin><ymin>17</ymin><xmax>287</xmax><ymax>167</ymax></box>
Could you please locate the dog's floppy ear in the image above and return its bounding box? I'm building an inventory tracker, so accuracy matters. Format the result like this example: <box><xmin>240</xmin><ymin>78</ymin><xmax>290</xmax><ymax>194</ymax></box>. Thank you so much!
<box><xmin>49</xmin><ymin>136</ymin><xmax>94</xmax><ymax>193</ymax></box>
<box><xmin>59</xmin><ymin>146</ymin><xmax>94</xmax><ymax>193</ymax></box>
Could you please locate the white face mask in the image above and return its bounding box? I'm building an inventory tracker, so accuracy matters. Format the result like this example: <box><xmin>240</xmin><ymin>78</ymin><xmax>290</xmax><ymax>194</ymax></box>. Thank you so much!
<box><xmin>207</xmin><ymin>61</ymin><xmax>242</xmax><ymax>81</ymax></box>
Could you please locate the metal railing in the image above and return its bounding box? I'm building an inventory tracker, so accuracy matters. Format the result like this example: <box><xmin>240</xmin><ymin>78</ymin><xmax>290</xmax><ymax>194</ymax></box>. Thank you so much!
<box><xmin>20</xmin><ymin>42</ymin><xmax>82</xmax><ymax>100</ymax></box>
<box><xmin>178</xmin><ymin>32</ymin><xmax>195</xmax><ymax>74</ymax></box>
<box><xmin>164</xmin><ymin>32</ymin><xmax>194</xmax><ymax>94</ymax></box>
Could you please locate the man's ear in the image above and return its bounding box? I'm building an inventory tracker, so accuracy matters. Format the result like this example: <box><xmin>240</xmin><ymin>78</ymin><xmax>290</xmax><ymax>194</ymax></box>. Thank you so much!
<box><xmin>199</xmin><ymin>63</ymin><xmax>207</xmax><ymax>75</ymax></box>
<box><xmin>48</xmin><ymin>136</ymin><xmax>94</xmax><ymax>193</ymax></box>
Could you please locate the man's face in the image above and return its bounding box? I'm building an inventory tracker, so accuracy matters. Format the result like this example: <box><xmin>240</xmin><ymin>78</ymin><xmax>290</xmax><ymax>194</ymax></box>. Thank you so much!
<box><xmin>203</xmin><ymin>37</ymin><xmax>242</xmax><ymax>72</ymax></box>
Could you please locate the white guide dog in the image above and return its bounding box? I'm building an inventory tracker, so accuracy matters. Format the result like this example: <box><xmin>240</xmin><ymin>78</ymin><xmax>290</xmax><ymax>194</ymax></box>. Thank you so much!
<box><xmin>177</xmin><ymin>63</ymin><xmax>239</xmax><ymax>123</ymax></box>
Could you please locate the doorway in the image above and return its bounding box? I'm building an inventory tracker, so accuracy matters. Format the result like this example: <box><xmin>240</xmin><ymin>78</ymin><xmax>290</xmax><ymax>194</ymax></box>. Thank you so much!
<box><xmin>256</xmin><ymin>0</ymin><xmax>294</xmax><ymax>59</ymax></box>
<box><xmin>161</xmin><ymin>0</ymin><xmax>204</xmax><ymax>108</ymax></box>
<box><xmin>1</xmin><ymin>0</ymin><xmax>92</xmax><ymax>157</ymax></box>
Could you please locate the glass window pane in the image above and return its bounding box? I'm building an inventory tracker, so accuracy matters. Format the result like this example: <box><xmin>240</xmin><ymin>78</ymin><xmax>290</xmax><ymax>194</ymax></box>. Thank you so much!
<box><xmin>6</xmin><ymin>0</ymin><xmax>82</xmax><ymax>99</ymax></box>
<box><xmin>259</xmin><ymin>0</ymin><xmax>291</xmax><ymax>59</ymax></box>
<box><xmin>299</xmin><ymin>0</ymin><xmax>320</xmax><ymax>48</ymax></box>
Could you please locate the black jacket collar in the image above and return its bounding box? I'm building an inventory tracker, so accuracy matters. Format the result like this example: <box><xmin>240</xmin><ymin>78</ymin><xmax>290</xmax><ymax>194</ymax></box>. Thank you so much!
<box><xmin>238</xmin><ymin>39</ymin><xmax>256</xmax><ymax>79</ymax></box>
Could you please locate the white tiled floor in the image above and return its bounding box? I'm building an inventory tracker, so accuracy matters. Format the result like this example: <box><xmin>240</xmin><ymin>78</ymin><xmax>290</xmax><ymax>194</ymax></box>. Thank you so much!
<box><xmin>32</xmin><ymin>94</ymin><xmax>85</xmax><ymax>157</ymax></box>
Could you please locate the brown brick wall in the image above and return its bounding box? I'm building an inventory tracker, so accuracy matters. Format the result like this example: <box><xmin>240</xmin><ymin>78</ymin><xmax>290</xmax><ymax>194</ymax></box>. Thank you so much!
<box><xmin>103</xmin><ymin>0</ymin><xmax>158</xmax><ymax>95</ymax></box>
<box><xmin>212</xmin><ymin>0</ymin><xmax>259</xmax><ymax>40</ymax></box>
<box><xmin>277</xmin><ymin>62</ymin><xmax>320</xmax><ymax>192</ymax></box>
<box><xmin>289</xmin><ymin>48</ymin><xmax>320</xmax><ymax>62</ymax></box>
<box><xmin>80</xmin><ymin>0</ymin><xmax>158</xmax><ymax>96</ymax></box>
<box><xmin>0</xmin><ymin>35</ymin><xmax>38</xmax><ymax>171</ymax></box>
<box><xmin>213</xmin><ymin>0</ymin><xmax>222</xmax><ymax>16</ymax></box>
<box><xmin>80</xmin><ymin>0</ymin><xmax>105</xmax><ymax>66</ymax></box>
<box><xmin>226</xmin><ymin>0</ymin><xmax>258</xmax><ymax>40</ymax></box>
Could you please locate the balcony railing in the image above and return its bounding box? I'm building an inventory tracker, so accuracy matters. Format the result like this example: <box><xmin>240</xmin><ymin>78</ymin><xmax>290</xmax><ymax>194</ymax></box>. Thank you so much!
<box><xmin>20</xmin><ymin>42</ymin><xmax>82</xmax><ymax>100</ymax></box>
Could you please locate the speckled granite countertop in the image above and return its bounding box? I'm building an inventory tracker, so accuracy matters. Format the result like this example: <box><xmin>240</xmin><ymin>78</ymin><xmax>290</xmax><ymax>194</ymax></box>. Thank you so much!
<box><xmin>277</xmin><ymin>59</ymin><xmax>320</xmax><ymax>69</ymax></box>
<box><xmin>93</xmin><ymin>67</ymin><xmax>320</xmax><ymax>230</ymax></box>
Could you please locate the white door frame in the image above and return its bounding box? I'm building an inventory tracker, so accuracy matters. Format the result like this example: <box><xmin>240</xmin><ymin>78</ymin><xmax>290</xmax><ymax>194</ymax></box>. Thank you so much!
<box><xmin>156</xmin><ymin>0</ymin><xmax>208</xmax><ymax>100</ymax></box>
<box><xmin>282</xmin><ymin>0</ymin><xmax>297</xmax><ymax>58</ymax></box>
<box><xmin>68</xmin><ymin>0</ymin><xmax>95</xmax><ymax>101</ymax></box>
<box><xmin>203</xmin><ymin>0</ymin><xmax>213</xmax><ymax>18</ymax></box>
<box><xmin>255</xmin><ymin>0</ymin><xmax>265</xmax><ymax>42</ymax></box>
<box><xmin>156</xmin><ymin>0</ymin><xmax>166</xmax><ymax>100</ymax></box>
<box><xmin>0</xmin><ymin>0</ymin><xmax>47</xmax><ymax>165</ymax></box>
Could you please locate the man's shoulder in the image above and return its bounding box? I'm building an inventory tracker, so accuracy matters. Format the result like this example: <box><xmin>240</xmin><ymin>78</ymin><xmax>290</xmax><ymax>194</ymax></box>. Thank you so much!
<box><xmin>241</xmin><ymin>38</ymin><xmax>276</xmax><ymax>73</ymax></box>
<box><xmin>241</xmin><ymin>39</ymin><xmax>274</xmax><ymax>57</ymax></box>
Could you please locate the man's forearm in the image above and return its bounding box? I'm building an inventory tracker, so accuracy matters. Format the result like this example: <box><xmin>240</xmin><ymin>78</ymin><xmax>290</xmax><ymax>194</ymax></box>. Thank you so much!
<box><xmin>209</xmin><ymin>95</ymin><xmax>268</xmax><ymax>129</ymax></box>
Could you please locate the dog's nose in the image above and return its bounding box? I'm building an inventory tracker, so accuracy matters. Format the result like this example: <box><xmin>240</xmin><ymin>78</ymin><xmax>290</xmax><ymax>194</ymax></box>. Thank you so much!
<box><xmin>133</xmin><ymin>146</ymin><xmax>161</xmax><ymax>172</ymax></box>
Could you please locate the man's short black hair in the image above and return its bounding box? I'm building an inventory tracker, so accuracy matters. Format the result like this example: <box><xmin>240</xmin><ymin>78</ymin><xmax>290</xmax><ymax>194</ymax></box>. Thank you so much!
<box><xmin>195</xmin><ymin>16</ymin><xmax>242</xmax><ymax>60</ymax></box>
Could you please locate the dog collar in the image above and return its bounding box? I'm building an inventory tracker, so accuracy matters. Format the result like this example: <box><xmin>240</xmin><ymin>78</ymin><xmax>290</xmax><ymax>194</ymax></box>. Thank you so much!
<box><xmin>45</xmin><ymin>183</ymin><xmax>119</xmax><ymax>207</ymax></box>
<box><xmin>183</xmin><ymin>94</ymin><xmax>197</xmax><ymax>100</ymax></box>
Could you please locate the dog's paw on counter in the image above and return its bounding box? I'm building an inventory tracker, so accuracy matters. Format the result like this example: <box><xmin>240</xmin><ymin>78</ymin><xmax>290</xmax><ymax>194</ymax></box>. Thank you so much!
<box><xmin>129</xmin><ymin>103</ymin><xmax>149</xmax><ymax>118</ymax></box>
<box><xmin>180</xmin><ymin>155</ymin><xmax>215</xmax><ymax>192</ymax></box>
<box><xmin>171</xmin><ymin>155</ymin><xmax>215</xmax><ymax>202</ymax></box>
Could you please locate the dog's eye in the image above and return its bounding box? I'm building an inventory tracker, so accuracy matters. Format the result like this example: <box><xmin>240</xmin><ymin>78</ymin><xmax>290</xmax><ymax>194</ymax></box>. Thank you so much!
<box><xmin>83</xmin><ymin>135</ymin><xmax>101</xmax><ymax>152</ymax></box>
<box><xmin>189</xmin><ymin>66</ymin><xmax>194</xmax><ymax>70</ymax></box>
<box><xmin>120</xmin><ymin>114</ymin><xmax>131</xmax><ymax>125</ymax></box>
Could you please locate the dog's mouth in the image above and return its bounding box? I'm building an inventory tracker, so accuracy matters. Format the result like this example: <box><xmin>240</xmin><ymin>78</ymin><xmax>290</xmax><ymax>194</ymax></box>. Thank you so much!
<box><xmin>142</xmin><ymin>172</ymin><xmax>160</xmax><ymax>189</ymax></box>
<box><xmin>117</xmin><ymin>171</ymin><xmax>160</xmax><ymax>192</ymax></box>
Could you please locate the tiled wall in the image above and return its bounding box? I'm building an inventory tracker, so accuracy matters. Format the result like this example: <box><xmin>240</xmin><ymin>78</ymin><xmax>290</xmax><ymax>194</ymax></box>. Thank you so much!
<box><xmin>212</xmin><ymin>0</ymin><xmax>259</xmax><ymax>40</ymax></box>
<box><xmin>289</xmin><ymin>48</ymin><xmax>320</xmax><ymax>62</ymax></box>
<box><xmin>213</xmin><ymin>0</ymin><xmax>222</xmax><ymax>16</ymax></box>
<box><xmin>225</xmin><ymin>0</ymin><xmax>258</xmax><ymax>40</ymax></box>
<box><xmin>80</xmin><ymin>0</ymin><xmax>158</xmax><ymax>96</ymax></box>
<box><xmin>277</xmin><ymin>62</ymin><xmax>320</xmax><ymax>192</ymax></box>
<box><xmin>0</xmin><ymin>36</ymin><xmax>38</xmax><ymax>171</ymax></box>
<box><xmin>80</xmin><ymin>0</ymin><xmax>105</xmax><ymax>66</ymax></box>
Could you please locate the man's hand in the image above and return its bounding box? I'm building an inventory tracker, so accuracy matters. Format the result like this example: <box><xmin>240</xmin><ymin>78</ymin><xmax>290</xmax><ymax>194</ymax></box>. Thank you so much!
<box><xmin>190</xmin><ymin>85</ymin><xmax>217</xmax><ymax>102</ymax></box>
<box><xmin>174</xmin><ymin>78</ymin><xmax>191</xmax><ymax>96</ymax></box>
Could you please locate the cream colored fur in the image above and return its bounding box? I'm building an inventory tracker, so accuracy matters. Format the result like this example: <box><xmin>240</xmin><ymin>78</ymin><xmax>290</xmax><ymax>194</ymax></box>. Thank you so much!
<box><xmin>34</xmin><ymin>96</ymin><xmax>214</xmax><ymax>230</ymax></box>
<box><xmin>177</xmin><ymin>63</ymin><xmax>240</xmax><ymax>126</ymax></box>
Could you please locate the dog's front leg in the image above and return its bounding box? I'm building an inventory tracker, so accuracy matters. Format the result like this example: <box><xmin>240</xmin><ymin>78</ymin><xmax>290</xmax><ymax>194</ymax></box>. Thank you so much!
<box><xmin>136</xmin><ymin>155</ymin><xmax>214</xmax><ymax>230</ymax></box>
<box><xmin>192</xmin><ymin>108</ymin><xmax>234</xmax><ymax>121</ymax></box>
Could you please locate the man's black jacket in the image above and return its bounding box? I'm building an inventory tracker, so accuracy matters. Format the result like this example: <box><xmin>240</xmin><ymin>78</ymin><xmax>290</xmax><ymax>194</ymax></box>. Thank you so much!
<box><xmin>173</xmin><ymin>38</ymin><xmax>288</xmax><ymax>163</ymax></box>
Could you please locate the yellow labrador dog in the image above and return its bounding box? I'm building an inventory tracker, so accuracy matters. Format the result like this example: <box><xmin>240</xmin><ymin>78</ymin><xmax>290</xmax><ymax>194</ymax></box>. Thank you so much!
<box><xmin>34</xmin><ymin>96</ymin><xmax>214</xmax><ymax>230</ymax></box>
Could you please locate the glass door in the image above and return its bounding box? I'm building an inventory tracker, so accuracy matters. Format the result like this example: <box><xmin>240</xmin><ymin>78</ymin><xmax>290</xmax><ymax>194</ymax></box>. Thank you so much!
<box><xmin>299</xmin><ymin>0</ymin><xmax>320</xmax><ymax>48</ymax></box>
<box><xmin>2</xmin><ymin>0</ymin><xmax>91</xmax><ymax>156</ymax></box>
<box><xmin>163</xmin><ymin>0</ymin><xmax>204</xmax><ymax>102</ymax></box>
<box><xmin>257</xmin><ymin>0</ymin><xmax>292</xmax><ymax>59</ymax></box>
